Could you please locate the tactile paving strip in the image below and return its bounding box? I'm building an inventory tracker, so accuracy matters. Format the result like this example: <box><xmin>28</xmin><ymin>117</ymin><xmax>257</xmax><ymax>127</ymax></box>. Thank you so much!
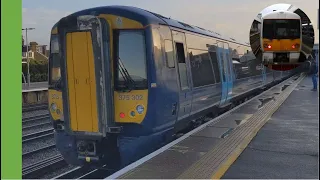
<box><xmin>177</xmin><ymin>74</ymin><xmax>305</xmax><ymax>179</ymax></box>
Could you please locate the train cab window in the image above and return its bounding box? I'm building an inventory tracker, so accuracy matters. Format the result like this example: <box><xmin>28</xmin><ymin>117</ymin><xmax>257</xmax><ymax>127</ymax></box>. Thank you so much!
<box><xmin>164</xmin><ymin>40</ymin><xmax>175</xmax><ymax>68</ymax></box>
<box><xmin>209</xmin><ymin>51</ymin><xmax>221</xmax><ymax>83</ymax></box>
<box><xmin>115</xmin><ymin>30</ymin><xmax>147</xmax><ymax>90</ymax></box>
<box><xmin>49</xmin><ymin>35</ymin><xmax>61</xmax><ymax>87</ymax></box>
<box><xmin>263</xmin><ymin>19</ymin><xmax>300</xmax><ymax>39</ymax></box>
<box><xmin>175</xmin><ymin>42</ymin><xmax>189</xmax><ymax>90</ymax></box>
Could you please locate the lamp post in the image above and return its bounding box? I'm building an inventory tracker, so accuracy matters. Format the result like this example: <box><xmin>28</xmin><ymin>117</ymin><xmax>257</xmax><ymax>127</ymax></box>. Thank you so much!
<box><xmin>22</xmin><ymin>27</ymin><xmax>35</xmax><ymax>87</ymax></box>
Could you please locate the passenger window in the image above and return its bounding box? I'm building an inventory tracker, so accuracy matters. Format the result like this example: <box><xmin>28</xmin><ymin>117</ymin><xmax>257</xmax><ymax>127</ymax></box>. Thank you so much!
<box><xmin>175</xmin><ymin>42</ymin><xmax>189</xmax><ymax>90</ymax></box>
<box><xmin>209</xmin><ymin>52</ymin><xmax>221</xmax><ymax>83</ymax></box>
<box><xmin>164</xmin><ymin>40</ymin><xmax>175</xmax><ymax>68</ymax></box>
<box><xmin>189</xmin><ymin>49</ymin><xmax>215</xmax><ymax>87</ymax></box>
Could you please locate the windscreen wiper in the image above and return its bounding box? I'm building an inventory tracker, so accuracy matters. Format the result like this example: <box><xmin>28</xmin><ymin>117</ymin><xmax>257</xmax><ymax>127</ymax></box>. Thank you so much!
<box><xmin>118</xmin><ymin>57</ymin><xmax>136</xmax><ymax>92</ymax></box>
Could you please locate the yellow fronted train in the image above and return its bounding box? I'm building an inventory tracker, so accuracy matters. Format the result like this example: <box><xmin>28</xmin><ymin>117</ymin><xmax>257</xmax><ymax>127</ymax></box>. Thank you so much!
<box><xmin>261</xmin><ymin>10</ymin><xmax>302</xmax><ymax>65</ymax></box>
<box><xmin>48</xmin><ymin>6</ymin><xmax>303</xmax><ymax>169</ymax></box>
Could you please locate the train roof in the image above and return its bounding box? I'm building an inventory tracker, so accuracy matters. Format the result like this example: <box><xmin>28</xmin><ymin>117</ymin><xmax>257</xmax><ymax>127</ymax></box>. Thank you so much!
<box><xmin>262</xmin><ymin>10</ymin><xmax>300</xmax><ymax>20</ymax></box>
<box><xmin>54</xmin><ymin>6</ymin><xmax>248</xmax><ymax>46</ymax></box>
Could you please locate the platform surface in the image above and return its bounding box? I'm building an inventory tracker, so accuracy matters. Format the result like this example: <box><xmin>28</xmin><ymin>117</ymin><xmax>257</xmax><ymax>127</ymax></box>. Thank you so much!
<box><xmin>223</xmin><ymin>76</ymin><xmax>319</xmax><ymax>179</ymax></box>
<box><xmin>22</xmin><ymin>82</ymin><xmax>48</xmax><ymax>92</ymax></box>
<box><xmin>107</xmin><ymin>74</ymin><xmax>318</xmax><ymax>179</ymax></box>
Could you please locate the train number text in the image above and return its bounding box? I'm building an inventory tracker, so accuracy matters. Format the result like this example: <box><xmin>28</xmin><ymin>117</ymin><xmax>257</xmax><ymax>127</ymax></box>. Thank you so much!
<box><xmin>118</xmin><ymin>95</ymin><xmax>143</xmax><ymax>100</ymax></box>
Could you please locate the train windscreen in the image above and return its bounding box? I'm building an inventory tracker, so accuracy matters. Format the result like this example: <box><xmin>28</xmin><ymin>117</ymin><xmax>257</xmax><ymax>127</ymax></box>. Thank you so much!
<box><xmin>263</xmin><ymin>19</ymin><xmax>300</xmax><ymax>39</ymax></box>
<box><xmin>114</xmin><ymin>30</ymin><xmax>148</xmax><ymax>90</ymax></box>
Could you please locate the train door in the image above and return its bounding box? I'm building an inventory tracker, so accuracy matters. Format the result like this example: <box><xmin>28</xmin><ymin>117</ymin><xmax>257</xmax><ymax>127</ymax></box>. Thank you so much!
<box><xmin>225</xmin><ymin>43</ymin><xmax>234</xmax><ymax>100</ymax></box>
<box><xmin>216</xmin><ymin>41</ymin><xmax>232</xmax><ymax>105</ymax></box>
<box><xmin>58</xmin><ymin>15</ymin><xmax>113</xmax><ymax>136</ymax></box>
<box><xmin>172</xmin><ymin>31</ymin><xmax>192</xmax><ymax>122</ymax></box>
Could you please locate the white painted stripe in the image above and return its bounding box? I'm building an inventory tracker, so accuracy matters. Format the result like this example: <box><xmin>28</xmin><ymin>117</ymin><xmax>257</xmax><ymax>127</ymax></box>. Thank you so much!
<box><xmin>104</xmin><ymin>75</ymin><xmax>296</xmax><ymax>179</ymax></box>
<box><xmin>22</xmin><ymin>88</ymin><xmax>48</xmax><ymax>92</ymax></box>
<box><xmin>51</xmin><ymin>167</ymin><xmax>81</xmax><ymax>180</ymax></box>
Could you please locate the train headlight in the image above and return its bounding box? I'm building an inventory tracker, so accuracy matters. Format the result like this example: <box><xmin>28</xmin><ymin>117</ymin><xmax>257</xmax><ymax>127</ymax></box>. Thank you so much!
<box><xmin>50</xmin><ymin>103</ymin><xmax>57</xmax><ymax>112</ymax></box>
<box><xmin>267</xmin><ymin>45</ymin><xmax>272</xmax><ymax>49</ymax></box>
<box><xmin>136</xmin><ymin>105</ymin><xmax>145</xmax><ymax>114</ymax></box>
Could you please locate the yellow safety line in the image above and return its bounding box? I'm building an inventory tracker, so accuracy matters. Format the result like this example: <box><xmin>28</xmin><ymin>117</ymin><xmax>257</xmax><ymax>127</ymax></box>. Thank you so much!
<box><xmin>211</xmin><ymin>75</ymin><xmax>305</xmax><ymax>179</ymax></box>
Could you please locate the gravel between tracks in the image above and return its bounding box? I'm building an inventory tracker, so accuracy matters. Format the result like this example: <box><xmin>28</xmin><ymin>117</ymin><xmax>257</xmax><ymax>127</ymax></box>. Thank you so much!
<box><xmin>23</xmin><ymin>146</ymin><xmax>60</xmax><ymax>167</ymax></box>
<box><xmin>23</xmin><ymin>134</ymin><xmax>55</xmax><ymax>155</ymax></box>
<box><xmin>23</xmin><ymin>110</ymin><xmax>49</xmax><ymax>119</ymax></box>
<box><xmin>23</xmin><ymin>124</ymin><xmax>53</xmax><ymax>136</ymax></box>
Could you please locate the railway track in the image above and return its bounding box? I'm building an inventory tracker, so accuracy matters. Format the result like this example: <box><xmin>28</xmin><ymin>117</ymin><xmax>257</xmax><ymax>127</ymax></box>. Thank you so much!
<box><xmin>23</xmin><ymin>113</ymin><xmax>49</xmax><ymax>122</ymax></box>
<box><xmin>23</xmin><ymin>103</ymin><xmax>48</xmax><ymax>112</ymax></box>
<box><xmin>22</xmin><ymin>114</ymin><xmax>50</xmax><ymax>127</ymax></box>
<box><xmin>53</xmin><ymin>166</ymin><xmax>97</xmax><ymax>179</ymax></box>
<box><xmin>23</xmin><ymin>144</ymin><xmax>56</xmax><ymax>156</ymax></box>
<box><xmin>53</xmin><ymin>165</ymin><xmax>115</xmax><ymax>179</ymax></box>
<box><xmin>22</xmin><ymin>154</ymin><xmax>66</xmax><ymax>179</ymax></box>
<box><xmin>22</xmin><ymin>122</ymin><xmax>52</xmax><ymax>131</ymax></box>
<box><xmin>23</xmin><ymin>128</ymin><xmax>54</xmax><ymax>142</ymax></box>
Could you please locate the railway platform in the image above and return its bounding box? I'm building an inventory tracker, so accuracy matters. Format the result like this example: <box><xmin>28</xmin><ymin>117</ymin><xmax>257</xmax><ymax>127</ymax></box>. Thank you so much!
<box><xmin>107</xmin><ymin>74</ymin><xmax>319</xmax><ymax>179</ymax></box>
<box><xmin>22</xmin><ymin>81</ymin><xmax>48</xmax><ymax>92</ymax></box>
<box><xmin>223</xmin><ymin>75</ymin><xmax>318</xmax><ymax>179</ymax></box>
<box><xmin>22</xmin><ymin>82</ymin><xmax>48</xmax><ymax>106</ymax></box>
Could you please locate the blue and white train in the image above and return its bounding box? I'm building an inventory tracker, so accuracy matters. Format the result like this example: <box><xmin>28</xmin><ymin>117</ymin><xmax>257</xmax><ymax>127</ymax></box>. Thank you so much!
<box><xmin>48</xmin><ymin>6</ymin><xmax>304</xmax><ymax>169</ymax></box>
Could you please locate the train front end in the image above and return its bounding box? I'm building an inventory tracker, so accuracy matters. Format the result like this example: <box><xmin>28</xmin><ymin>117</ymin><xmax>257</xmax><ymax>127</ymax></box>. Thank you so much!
<box><xmin>261</xmin><ymin>11</ymin><xmax>302</xmax><ymax>65</ymax></box>
<box><xmin>48</xmin><ymin>9</ymin><xmax>152</xmax><ymax>168</ymax></box>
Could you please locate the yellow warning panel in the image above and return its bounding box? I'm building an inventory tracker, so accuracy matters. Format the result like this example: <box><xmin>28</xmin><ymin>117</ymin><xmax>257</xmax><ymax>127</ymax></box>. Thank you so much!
<box><xmin>66</xmin><ymin>31</ymin><xmax>99</xmax><ymax>133</ymax></box>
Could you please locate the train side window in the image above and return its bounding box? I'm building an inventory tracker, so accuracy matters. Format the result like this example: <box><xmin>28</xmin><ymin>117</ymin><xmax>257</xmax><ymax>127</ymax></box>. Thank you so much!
<box><xmin>164</xmin><ymin>40</ymin><xmax>175</xmax><ymax>68</ymax></box>
<box><xmin>175</xmin><ymin>42</ymin><xmax>189</xmax><ymax>90</ymax></box>
<box><xmin>189</xmin><ymin>49</ymin><xmax>215</xmax><ymax>87</ymax></box>
<box><xmin>209</xmin><ymin>51</ymin><xmax>221</xmax><ymax>83</ymax></box>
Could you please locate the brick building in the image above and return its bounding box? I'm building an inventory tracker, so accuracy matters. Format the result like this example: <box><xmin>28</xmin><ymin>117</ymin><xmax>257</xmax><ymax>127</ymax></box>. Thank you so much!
<box><xmin>22</xmin><ymin>36</ymin><xmax>49</xmax><ymax>63</ymax></box>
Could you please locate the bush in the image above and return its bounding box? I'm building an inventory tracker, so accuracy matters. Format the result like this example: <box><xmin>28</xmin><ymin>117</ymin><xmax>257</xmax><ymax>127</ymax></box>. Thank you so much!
<box><xmin>22</xmin><ymin>59</ymin><xmax>48</xmax><ymax>82</ymax></box>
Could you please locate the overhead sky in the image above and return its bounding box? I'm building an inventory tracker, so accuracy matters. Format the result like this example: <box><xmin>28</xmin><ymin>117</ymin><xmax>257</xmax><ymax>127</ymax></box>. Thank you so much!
<box><xmin>22</xmin><ymin>0</ymin><xmax>319</xmax><ymax>46</ymax></box>
<box><xmin>260</xmin><ymin>3</ymin><xmax>292</xmax><ymax>16</ymax></box>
